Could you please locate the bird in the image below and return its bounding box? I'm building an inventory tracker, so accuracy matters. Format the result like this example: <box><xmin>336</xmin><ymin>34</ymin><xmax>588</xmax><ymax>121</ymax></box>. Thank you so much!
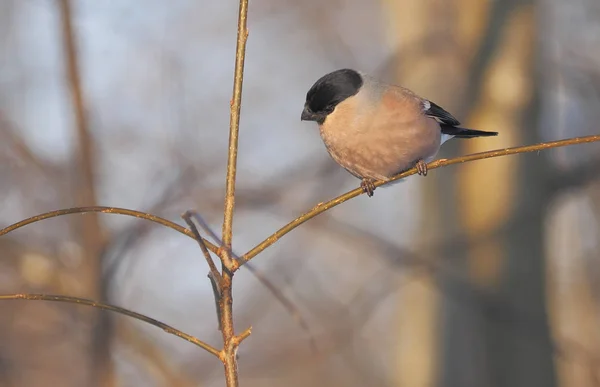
<box><xmin>300</xmin><ymin>68</ymin><xmax>498</xmax><ymax>197</ymax></box>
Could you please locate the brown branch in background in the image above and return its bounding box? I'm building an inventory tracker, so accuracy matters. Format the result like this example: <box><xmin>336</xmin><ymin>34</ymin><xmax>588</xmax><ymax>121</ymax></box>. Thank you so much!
<box><xmin>0</xmin><ymin>206</ymin><xmax>219</xmax><ymax>254</ymax></box>
<box><xmin>102</xmin><ymin>167</ymin><xmax>195</xmax><ymax>285</ymax></box>
<box><xmin>237</xmin><ymin>134</ymin><xmax>600</xmax><ymax>267</ymax></box>
<box><xmin>58</xmin><ymin>0</ymin><xmax>100</xmax><ymax>219</ymax></box>
<box><xmin>0</xmin><ymin>118</ymin><xmax>57</xmax><ymax>176</ymax></box>
<box><xmin>0</xmin><ymin>294</ymin><xmax>221</xmax><ymax>358</ymax></box>
<box><xmin>57</xmin><ymin>1</ymin><xmax>110</xmax><ymax>385</ymax></box>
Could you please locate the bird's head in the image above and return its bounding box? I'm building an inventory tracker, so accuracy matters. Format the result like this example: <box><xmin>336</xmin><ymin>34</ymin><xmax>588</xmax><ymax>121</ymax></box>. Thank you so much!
<box><xmin>301</xmin><ymin>69</ymin><xmax>363</xmax><ymax>125</ymax></box>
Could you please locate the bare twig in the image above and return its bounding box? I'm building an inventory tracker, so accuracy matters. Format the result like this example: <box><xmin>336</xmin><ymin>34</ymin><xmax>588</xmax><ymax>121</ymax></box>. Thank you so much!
<box><xmin>208</xmin><ymin>271</ymin><xmax>224</xmax><ymax>331</ymax></box>
<box><xmin>186</xmin><ymin>211</ymin><xmax>223</xmax><ymax>245</ymax></box>
<box><xmin>233</xmin><ymin>326</ymin><xmax>253</xmax><ymax>346</ymax></box>
<box><xmin>236</xmin><ymin>134</ymin><xmax>600</xmax><ymax>268</ymax></box>
<box><xmin>182</xmin><ymin>211</ymin><xmax>222</xmax><ymax>284</ymax></box>
<box><xmin>0</xmin><ymin>294</ymin><xmax>221</xmax><ymax>358</ymax></box>
<box><xmin>182</xmin><ymin>211</ymin><xmax>224</xmax><ymax>331</ymax></box>
<box><xmin>0</xmin><ymin>206</ymin><xmax>219</xmax><ymax>254</ymax></box>
<box><xmin>187</xmin><ymin>210</ymin><xmax>318</xmax><ymax>352</ymax></box>
<box><xmin>218</xmin><ymin>274</ymin><xmax>239</xmax><ymax>386</ymax></box>
<box><xmin>217</xmin><ymin>0</ymin><xmax>251</xmax><ymax>385</ymax></box>
<box><xmin>221</xmin><ymin>0</ymin><xmax>250</xmax><ymax>265</ymax></box>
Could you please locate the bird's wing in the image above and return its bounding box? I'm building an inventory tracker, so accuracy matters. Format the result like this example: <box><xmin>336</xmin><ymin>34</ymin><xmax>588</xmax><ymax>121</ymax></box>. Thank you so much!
<box><xmin>423</xmin><ymin>100</ymin><xmax>461</xmax><ymax>126</ymax></box>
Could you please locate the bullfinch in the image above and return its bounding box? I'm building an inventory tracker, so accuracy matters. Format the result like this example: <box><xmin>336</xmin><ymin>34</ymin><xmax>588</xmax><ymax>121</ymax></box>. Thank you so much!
<box><xmin>300</xmin><ymin>68</ymin><xmax>498</xmax><ymax>197</ymax></box>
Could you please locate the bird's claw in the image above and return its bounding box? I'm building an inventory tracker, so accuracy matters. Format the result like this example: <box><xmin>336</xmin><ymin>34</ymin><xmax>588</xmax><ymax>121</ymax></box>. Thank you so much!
<box><xmin>415</xmin><ymin>160</ymin><xmax>428</xmax><ymax>176</ymax></box>
<box><xmin>360</xmin><ymin>178</ymin><xmax>376</xmax><ymax>197</ymax></box>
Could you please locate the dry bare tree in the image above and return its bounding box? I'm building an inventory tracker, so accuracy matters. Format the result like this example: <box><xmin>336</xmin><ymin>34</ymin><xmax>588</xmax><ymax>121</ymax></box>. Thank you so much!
<box><xmin>1</xmin><ymin>0</ymin><xmax>600</xmax><ymax>386</ymax></box>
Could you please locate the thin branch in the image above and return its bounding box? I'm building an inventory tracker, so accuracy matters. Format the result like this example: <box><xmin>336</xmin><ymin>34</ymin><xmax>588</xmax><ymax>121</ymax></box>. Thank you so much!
<box><xmin>232</xmin><ymin>326</ymin><xmax>253</xmax><ymax>346</ymax></box>
<box><xmin>0</xmin><ymin>293</ymin><xmax>221</xmax><ymax>358</ymax></box>
<box><xmin>208</xmin><ymin>271</ymin><xmax>224</xmax><ymax>331</ymax></box>
<box><xmin>182</xmin><ymin>211</ymin><xmax>224</xmax><ymax>331</ymax></box>
<box><xmin>186</xmin><ymin>211</ymin><xmax>224</xmax><ymax>246</ymax></box>
<box><xmin>219</xmin><ymin>0</ymin><xmax>250</xmax><ymax>385</ymax></box>
<box><xmin>187</xmin><ymin>210</ymin><xmax>318</xmax><ymax>351</ymax></box>
<box><xmin>182</xmin><ymin>211</ymin><xmax>222</xmax><ymax>284</ymax></box>
<box><xmin>218</xmin><ymin>272</ymin><xmax>239</xmax><ymax>386</ymax></box>
<box><xmin>236</xmin><ymin>134</ymin><xmax>600</xmax><ymax>268</ymax></box>
<box><xmin>0</xmin><ymin>206</ymin><xmax>219</xmax><ymax>254</ymax></box>
<box><xmin>221</xmin><ymin>0</ymin><xmax>250</xmax><ymax>264</ymax></box>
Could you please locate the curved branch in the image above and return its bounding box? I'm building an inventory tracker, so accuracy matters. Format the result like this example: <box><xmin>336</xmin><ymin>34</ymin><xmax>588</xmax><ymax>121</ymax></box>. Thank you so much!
<box><xmin>237</xmin><ymin>134</ymin><xmax>600</xmax><ymax>268</ymax></box>
<box><xmin>0</xmin><ymin>206</ymin><xmax>219</xmax><ymax>254</ymax></box>
<box><xmin>0</xmin><ymin>293</ymin><xmax>221</xmax><ymax>358</ymax></box>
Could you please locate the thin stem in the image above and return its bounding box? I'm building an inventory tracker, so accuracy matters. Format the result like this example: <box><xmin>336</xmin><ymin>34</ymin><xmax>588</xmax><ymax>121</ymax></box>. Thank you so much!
<box><xmin>221</xmin><ymin>0</ymin><xmax>250</xmax><ymax>264</ymax></box>
<box><xmin>236</xmin><ymin>134</ymin><xmax>600</xmax><ymax>268</ymax></box>
<box><xmin>208</xmin><ymin>272</ymin><xmax>224</xmax><ymax>331</ymax></box>
<box><xmin>0</xmin><ymin>206</ymin><xmax>219</xmax><ymax>254</ymax></box>
<box><xmin>187</xmin><ymin>211</ymin><xmax>223</xmax><ymax>246</ymax></box>
<box><xmin>182</xmin><ymin>211</ymin><xmax>225</xmax><ymax>331</ymax></box>
<box><xmin>187</xmin><ymin>210</ymin><xmax>316</xmax><ymax>349</ymax></box>
<box><xmin>219</xmin><ymin>0</ymin><xmax>250</xmax><ymax>385</ymax></box>
<box><xmin>182</xmin><ymin>211</ymin><xmax>222</xmax><ymax>284</ymax></box>
<box><xmin>219</xmin><ymin>272</ymin><xmax>238</xmax><ymax>386</ymax></box>
<box><xmin>0</xmin><ymin>293</ymin><xmax>221</xmax><ymax>358</ymax></box>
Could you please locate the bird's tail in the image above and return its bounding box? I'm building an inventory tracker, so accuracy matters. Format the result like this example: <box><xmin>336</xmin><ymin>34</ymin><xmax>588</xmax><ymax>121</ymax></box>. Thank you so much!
<box><xmin>440</xmin><ymin>124</ymin><xmax>498</xmax><ymax>138</ymax></box>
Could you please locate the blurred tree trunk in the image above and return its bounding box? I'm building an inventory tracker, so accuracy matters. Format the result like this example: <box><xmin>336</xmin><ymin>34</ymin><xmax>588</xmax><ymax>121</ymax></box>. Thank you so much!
<box><xmin>445</xmin><ymin>3</ymin><xmax>557</xmax><ymax>386</ymax></box>
<box><xmin>382</xmin><ymin>0</ymin><xmax>468</xmax><ymax>385</ymax></box>
<box><xmin>58</xmin><ymin>1</ymin><xmax>113</xmax><ymax>386</ymax></box>
<box><xmin>384</xmin><ymin>0</ymin><xmax>557</xmax><ymax>386</ymax></box>
<box><xmin>542</xmin><ymin>0</ymin><xmax>600</xmax><ymax>385</ymax></box>
<box><xmin>440</xmin><ymin>3</ymin><xmax>557</xmax><ymax>386</ymax></box>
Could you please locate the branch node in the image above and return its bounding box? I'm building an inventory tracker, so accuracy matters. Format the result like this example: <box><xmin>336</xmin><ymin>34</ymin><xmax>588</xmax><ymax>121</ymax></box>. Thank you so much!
<box><xmin>234</xmin><ymin>326</ymin><xmax>252</xmax><ymax>345</ymax></box>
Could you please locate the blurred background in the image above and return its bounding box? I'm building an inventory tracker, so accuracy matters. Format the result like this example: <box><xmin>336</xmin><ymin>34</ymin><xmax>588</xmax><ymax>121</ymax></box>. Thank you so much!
<box><xmin>1</xmin><ymin>0</ymin><xmax>599</xmax><ymax>386</ymax></box>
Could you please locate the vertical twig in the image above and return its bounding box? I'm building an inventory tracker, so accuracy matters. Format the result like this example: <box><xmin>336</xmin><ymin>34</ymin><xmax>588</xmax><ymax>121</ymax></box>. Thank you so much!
<box><xmin>220</xmin><ymin>0</ymin><xmax>250</xmax><ymax>385</ymax></box>
<box><xmin>222</xmin><ymin>0</ymin><xmax>249</xmax><ymax>256</ymax></box>
<box><xmin>182</xmin><ymin>211</ymin><xmax>224</xmax><ymax>330</ymax></box>
<box><xmin>182</xmin><ymin>211</ymin><xmax>222</xmax><ymax>284</ymax></box>
<box><xmin>188</xmin><ymin>210</ymin><xmax>318</xmax><ymax>352</ymax></box>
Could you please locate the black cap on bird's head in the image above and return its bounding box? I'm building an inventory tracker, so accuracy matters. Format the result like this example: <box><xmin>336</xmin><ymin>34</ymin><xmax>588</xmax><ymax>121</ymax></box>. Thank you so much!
<box><xmin>301</xmin><ymin>69</ymin><xmax>363</xmax><ymax>124</ymax></box>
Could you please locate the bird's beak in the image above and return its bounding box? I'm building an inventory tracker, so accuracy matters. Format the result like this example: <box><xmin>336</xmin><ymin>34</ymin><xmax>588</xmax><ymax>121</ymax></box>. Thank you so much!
<box><xmin>301</xmin><ymin>106</ymin><xmax>315</xmax><ymax>121</ymax></box>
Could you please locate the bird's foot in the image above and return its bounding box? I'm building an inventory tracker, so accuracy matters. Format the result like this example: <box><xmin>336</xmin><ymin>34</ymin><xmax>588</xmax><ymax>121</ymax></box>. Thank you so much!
<box><xmin>360</xmin><ymin>178</ymin><xmax>376</xmax><ymax>197</ymax></box>
<box><xmin>415</xmin><ymin>159</ymin><xmax>428</xmax><ymax>176</ymax></box>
